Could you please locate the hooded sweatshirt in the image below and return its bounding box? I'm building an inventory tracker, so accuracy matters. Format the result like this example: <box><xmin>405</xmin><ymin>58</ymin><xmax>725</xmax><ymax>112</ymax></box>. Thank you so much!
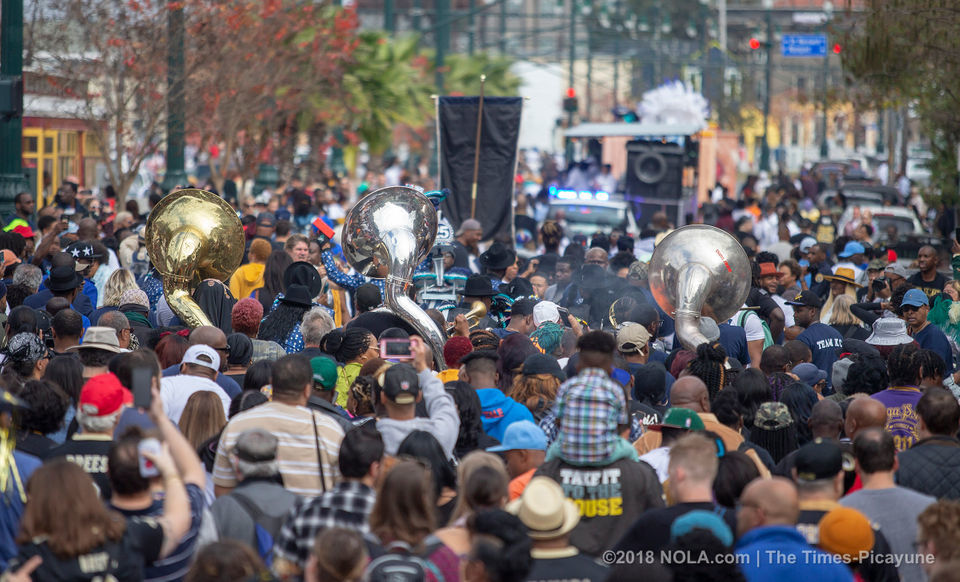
<box><xmin>229</xmin><ymin>263</ymin><xmax>266</xmax><ymax>302</ymax></box>
<box><xmin>377</xmin><ymin>369</ymin><xmax>461</xmax><ymax>459</ymax></box>
<box><xmin>475</xmin><ymin>388</ymin><xmax>535</xmax><ymax>442</ymax></box>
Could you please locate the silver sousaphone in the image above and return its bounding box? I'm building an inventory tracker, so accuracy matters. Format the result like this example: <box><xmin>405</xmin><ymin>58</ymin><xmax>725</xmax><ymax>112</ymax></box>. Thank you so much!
<box><xmin>648</xmin><ymin>225</ymin><xmax>751</xmax><ymax>350</ymax></box>
<box><xmin>341</xmin><ymin>186</ymin><xmax>447</xmax><ymax>370</ymax></box>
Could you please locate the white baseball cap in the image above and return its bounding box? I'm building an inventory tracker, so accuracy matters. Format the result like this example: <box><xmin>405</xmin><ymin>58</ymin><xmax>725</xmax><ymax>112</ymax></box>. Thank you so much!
<box><xmin>533</xmin><ymin>301</ymin><xmax>561</xmax><ymax>327</ymax></box>
<box><xmin>181</xmin><ymin>344</ymin><xmax>220</xmax><ymax>371</ymax></box>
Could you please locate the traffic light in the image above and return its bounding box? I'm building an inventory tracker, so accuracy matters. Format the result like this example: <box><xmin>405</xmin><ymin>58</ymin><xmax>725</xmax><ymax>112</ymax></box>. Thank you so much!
<box><xmin>563</xmin><ymin>88</ymin><xmax>578</xmax><ymax>113</ymax></box>
<box><xmin>832</xmin><ymin>43</ymin><xmax>842</xmax><ymax>54</ymax></box>
<box><xmin>749</xmin><ymin>37</ymin><xmax>760</xmax><ymax>50</ymax></box>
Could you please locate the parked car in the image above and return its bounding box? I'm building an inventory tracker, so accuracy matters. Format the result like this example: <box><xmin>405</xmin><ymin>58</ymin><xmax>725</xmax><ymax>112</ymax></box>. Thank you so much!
<box><xmin>837</xmin><ymin>205</ymin><xmax>924</xmax><ymax>242</ymax></box>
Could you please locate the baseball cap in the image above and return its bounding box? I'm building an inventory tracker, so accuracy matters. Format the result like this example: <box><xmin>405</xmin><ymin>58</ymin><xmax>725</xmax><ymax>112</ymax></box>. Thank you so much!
<box><xmin>521</xmin><ymin>353</ymin><xmax>566</xmax><ymax>382</ymax></box>
<box><xmin>533</xmin><ymin>301</ymin><xmax>561</xmax><ymax>327</ymax></box>
<box><xmin>901</xmin><ymin>288</ymin><xmax>929</xmax><ymax>308</ymax></box>
<box><xmin>791</xmin><ymin>363</ymin><xmax>827</xmax><ymax>387</ymax></box>
<box><xmin>754</xmin><ymin>401</ymin><xmax>793</xmax><ymax>430</ymax></box>
<box><xmin>884</xmin><ymin>263</ymin><xmax>908</xmax><ymax>279</ymax></box>
<box><xmin>794</xmin><ymin>438</ymin><xmax>844</xmax><ymax>481</ymax></box>
<box><xmin>785</xmin><ymin>290</ymin><xmax>823</xmax><ymax>309</ymax></box>
<box><xmin>486</xmin><ymin>420</ymin><xmax>548</xmax><ymax>452</ymax></box>
<box><xmin>867</xmin><ymin>258</ymin><xmax>887</xmax><ymax>271</ymax></box>
<box><xmin>649</xmin><ymin>407</ymin><xmax>705</xmax><ymax>431</ymax></box>
<box><xmin>617</xmin><ymin>322</ymin><xmax>651</xmax><ymax>354</ymax></box>
<box><xmin>311</xmin><ymin>357</ymin><xmax>338</xmax><ymax>391</ymax></box>
<box><xmin>256</xmin><ymin>212</ymin><xmax>277</xmax><ymax>227</ymax></box>
<box><xmin>79</xmin><ymin>373</ymin><xmax>128</xmax><ymax>417</ymax></box>
<box><xmin>838</xmin><ymin>241</ymin><xmax>866</xmax><ymax>258</ymax></box>
<box><xmin>798</xmin><ymin>237</ymin><xmax>817</xmax><ymax>253</ymax></box>
<box><xmin>181</xmin><ymin>344</ymin><xmax>221</xmax><ymax>371</ymax></box>
<box><xmin>379</xmin><ymin>363</ymin><xmax>420</xmax><ymax>405</ymax></box>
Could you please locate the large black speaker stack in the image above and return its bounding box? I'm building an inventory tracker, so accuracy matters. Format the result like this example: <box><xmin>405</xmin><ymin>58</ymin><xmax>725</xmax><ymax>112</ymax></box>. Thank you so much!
<box><xmin>625</xmin><ymin>140</ymin><xmax>684</xmax><ymax>199</ymax></box>
<box><xmin>625</xmin><ymin>140</ymin><xmax>687</xmax><ymax>230</ymax></box>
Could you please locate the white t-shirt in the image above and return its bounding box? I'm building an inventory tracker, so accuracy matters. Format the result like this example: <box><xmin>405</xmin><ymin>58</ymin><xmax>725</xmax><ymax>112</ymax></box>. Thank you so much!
<box><xmin>160</xmin><ymin>374</ymin><xmax>231</xmax><ymax>424</ymax></box>
<box><xmin>730</xmin><ymin>308</ymin><xmax>765</xmax><ymax>342</ymax></box>
<box><xmin>771</xmin><ymin>294</ymin><xmax>795</xmax><ymax>328</ymax></box>
<box><xmin>639</xmin><ymin>446</ymin><xmax>671</xmax><ymax>483</ymax></box>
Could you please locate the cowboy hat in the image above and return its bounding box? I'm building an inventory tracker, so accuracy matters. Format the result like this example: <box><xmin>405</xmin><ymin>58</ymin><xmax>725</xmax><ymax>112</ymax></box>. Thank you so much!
<box><xmin>821</xmin><ymin>267</ymin><xmax>862</xmax><ymax>288</ymax></box>
<box><xmin>506</xmin><ymin>476</ymin><xmax>580</xmax><ymax>540</ymax></box>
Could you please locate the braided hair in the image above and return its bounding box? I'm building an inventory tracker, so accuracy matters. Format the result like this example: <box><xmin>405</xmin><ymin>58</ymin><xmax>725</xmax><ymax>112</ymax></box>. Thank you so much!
<box><xmin>320</xmin><ymin>328</ymin><xmax>372</xmax><ymax>363</ymax></box>
<box><xmin>687</xmin><ymin>343</ymin><xmax>728</xmax><ymax>400</ymax></box>
<box><xmin>257</xmin><ymin>302</ymin><xmax>310</xmax><ymax>347</ymax></box>
<box><xmin>887</xmin><ymin>343</ymin><xmax>920</xmax><ymax>386</ymax></box>
<box><xmin>914</xmin><ymin>348</ymin><xmax>946</xmax><ymax>383</ymax></box>
<box><xmin>470</xmin><ymin>329</ymin><xmax>500</xmax><ymax>351</ymax></box>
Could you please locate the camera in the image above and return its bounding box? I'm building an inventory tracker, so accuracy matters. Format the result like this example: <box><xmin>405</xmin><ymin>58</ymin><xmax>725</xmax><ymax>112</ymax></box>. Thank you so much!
<box><xmin>872</xmin><ymin>277</ymin><xmax>889</xmax><ymax>293</ymax></box>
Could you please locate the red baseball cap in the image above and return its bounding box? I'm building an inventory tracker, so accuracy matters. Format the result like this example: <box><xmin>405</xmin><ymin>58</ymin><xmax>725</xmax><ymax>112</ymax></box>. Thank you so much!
<box><xmin>12</xmin><ymin>225</ymin><xmax>34</xmax><ymax>239</ymax></box>
<box><xmin>79</xmin><ymin>373</ymin><xmax>129</xmax><ymax>417</ymax></box>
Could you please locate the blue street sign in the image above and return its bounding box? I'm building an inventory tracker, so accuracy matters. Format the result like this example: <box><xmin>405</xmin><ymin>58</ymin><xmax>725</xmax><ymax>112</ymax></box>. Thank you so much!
<box><xmin>781</xmin><ymin>34</ymin><xmax>827</xmax><ymax>57</ymax></box>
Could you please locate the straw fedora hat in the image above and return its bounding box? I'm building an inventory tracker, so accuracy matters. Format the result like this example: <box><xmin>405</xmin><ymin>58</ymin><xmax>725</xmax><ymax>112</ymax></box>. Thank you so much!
<box><xmin>506</xmin><ymin>476</ymin><xmax>580</xmax><ymax>540</ymax></box>
<box><xmin>821</xmin><ymin>267</ymin><xmax>862</xmax><ymax>288</ymax></box>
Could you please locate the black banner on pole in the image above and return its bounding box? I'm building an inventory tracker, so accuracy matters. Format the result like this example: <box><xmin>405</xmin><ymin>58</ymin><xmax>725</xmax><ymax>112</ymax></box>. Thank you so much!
<box><xmin>438</xmin><ymin>96</ymin><xmax>522</xmax><ymax>242</ymax></box>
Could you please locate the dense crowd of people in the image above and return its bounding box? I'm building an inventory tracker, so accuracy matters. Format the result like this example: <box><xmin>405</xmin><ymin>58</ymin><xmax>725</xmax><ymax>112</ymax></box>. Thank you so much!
<box><xmin>1</xmin><ymin>173</ymin><xmax>960</xmax><ymax>582</ymax></box>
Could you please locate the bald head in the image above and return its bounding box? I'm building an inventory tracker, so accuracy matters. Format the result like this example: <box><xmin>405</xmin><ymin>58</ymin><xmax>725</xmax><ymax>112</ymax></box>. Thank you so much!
<box><xmin>845</xmin><ymin>395</ymin><xmax>887</xmax><ymax>441</ymax></box>
<box><xmin>671</xmin><ymin>376</ymin><xmax>709</xmax><ymax>413</ymax></box>
<box><xmin>189</xmin><ymin>326</ymin><xmax>228</xmax><ymax>372</ymax></box>
<box><xmin>737</xmin><ymin>477</ymin><xmax>799</xmax><ymax>537</ymax></box>
<box><xmin>77</xmin><ymin>218</ymin><xmax>98</xmax><ymax>241</ymax></box>
<box><xmin>809</xmin><ymin>399</ymin><xmax>843</xmax><ymax>439</ymax></box>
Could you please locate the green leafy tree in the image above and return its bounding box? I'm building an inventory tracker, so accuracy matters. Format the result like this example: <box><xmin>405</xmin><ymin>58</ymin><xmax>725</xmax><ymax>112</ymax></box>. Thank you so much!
<box><xmin>842</xmin><ymin>0</ymin><xmax>960</xmax><ymax>204</ymax></box>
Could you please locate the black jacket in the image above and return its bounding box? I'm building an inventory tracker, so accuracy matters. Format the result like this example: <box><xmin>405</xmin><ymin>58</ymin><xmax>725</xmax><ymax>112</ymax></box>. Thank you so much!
<box><xmin>896</xmin><ymin>435</ymin><xmax>960</xmax><ymax>500</ymax></box>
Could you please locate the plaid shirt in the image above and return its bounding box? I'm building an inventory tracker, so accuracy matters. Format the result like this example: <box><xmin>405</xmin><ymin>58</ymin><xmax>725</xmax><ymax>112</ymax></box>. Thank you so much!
<box><xmin>272</xmin><ymin>481</ymin><xmax>376</xmax><ymax>570</ymax></box>
<box><xmin>555</xmin><ymin>367</ymin><xmax>628</xmax><ymax>465</ymax></box>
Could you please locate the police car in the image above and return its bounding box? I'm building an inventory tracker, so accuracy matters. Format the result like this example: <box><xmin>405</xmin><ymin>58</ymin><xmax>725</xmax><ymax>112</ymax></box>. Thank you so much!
<box><xmin>545</xmin><ymin>188</ymin><xmax>640</xmax><ymax>238</ymax></box>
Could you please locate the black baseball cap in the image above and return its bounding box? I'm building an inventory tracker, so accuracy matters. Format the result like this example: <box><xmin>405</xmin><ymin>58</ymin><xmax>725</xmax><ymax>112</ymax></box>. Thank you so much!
<box><xmin>794</xmin><ymin>438</ymin><xmax>843</xmax><ymax>481</ymax></box>
<box><xmin>785</xmin><ymin>290</ymin><xmax>823</xmax><ymax>309</ymax></box>
<box><xmin>379</xmin><ymin>363</ymin><xmax>420</xmax><ymax>405</ymax></box>
<box><xmin>510</xmin><ymin>297</ymin><xmax>539</xmax><ymax>317</ymax></box>
<box><xmin>521</xmin><ymin>353</ymin><xmax>565</xmax><ymax>381</ymax></box>
<box><xmin>256</xmin><ymin>212</ymin><xmax>277</xmax><ymax>227</ymax></box>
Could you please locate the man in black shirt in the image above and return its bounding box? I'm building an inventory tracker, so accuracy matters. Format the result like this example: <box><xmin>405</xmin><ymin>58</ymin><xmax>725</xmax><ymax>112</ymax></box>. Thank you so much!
<box><xmin>906</xmin><ymin>245</ymin><xmax>948</xmax><ymax>301</ymax></box>
<box><xmin>508</xmin><ymin>476</ymin><xmax>609</xmax><ymax>582</ymax></box>
<box><xmin>45</xmin><ymin>372</ymin><xmax>127</xmax><ymax>499</ymax></box>
<box><xmin>614</xmin><ymin>432</ymin><xmax>736</xmax><ymax>553</ymax></box>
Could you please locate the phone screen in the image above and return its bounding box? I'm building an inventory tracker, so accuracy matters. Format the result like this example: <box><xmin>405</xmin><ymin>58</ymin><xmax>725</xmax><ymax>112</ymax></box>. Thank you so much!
<box><xmin>132</xmin><ymin>367</ymin><xmax>153</xmax><ymax>409</ymax></box>
<box><xmin>381</xmin><ymin>339</ymin><xmax>413</xmax><ymax>359</ymax></box>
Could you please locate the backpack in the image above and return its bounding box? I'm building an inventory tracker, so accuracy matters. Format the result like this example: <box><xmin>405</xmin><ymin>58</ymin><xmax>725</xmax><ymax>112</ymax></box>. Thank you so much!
<box><xmin>736</xmin><ymin>310</ymin><xmax>774</xmax><ymax>349</ymax></box>
<box><xmin>231</xmin><ymin>491</ymin><xmax>286</xmax><ymax>567</ymax></box>
<box><xmin>364</xmin><ymin>536</ymin><xmax>447</xmax><ymax>582</ymax></box>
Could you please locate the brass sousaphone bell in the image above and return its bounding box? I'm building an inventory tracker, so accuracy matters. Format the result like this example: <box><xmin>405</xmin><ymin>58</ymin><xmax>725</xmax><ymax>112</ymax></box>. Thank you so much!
<box><xmin>145</xmin><ymin>189</ymin><xmax>245</xmax><ymax>328</ymax></box>
<box><xmin>648</xmin><ymin>225</ymin><xmax>751</xmax><ymax>350</ymax></box>
<box><xmin>341</xmin><ymin>186</ymin><xmax>447</xmax><ymax>370</ymax></box>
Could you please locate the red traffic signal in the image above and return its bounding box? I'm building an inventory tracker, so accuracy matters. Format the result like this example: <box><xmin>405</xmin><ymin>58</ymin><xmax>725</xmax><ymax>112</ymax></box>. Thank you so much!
<box><xmin>832</xmin><ymin>43</ymin><xmax>842</xmax><ymax>54</ymax></box>
<box><xmin>749</xmin><ymin>37</ymin><xmax>760</xmax><ymax>50</ymax></box>
<box><xmin>566</xmin><ymin>87</ymin><xmax>576</xmax><ymax>99</ymax></box>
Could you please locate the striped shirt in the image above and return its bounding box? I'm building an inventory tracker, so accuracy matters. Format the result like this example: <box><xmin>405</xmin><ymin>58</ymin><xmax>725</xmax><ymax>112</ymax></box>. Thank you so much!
<box><xmin>213</xmin><ymin>401</ymin><xmax>344</xmax><ymax>496</ymax></box>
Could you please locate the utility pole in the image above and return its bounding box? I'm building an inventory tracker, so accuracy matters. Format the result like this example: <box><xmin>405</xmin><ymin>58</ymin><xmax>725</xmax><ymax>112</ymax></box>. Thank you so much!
<box><xmin>384</xmin><ymin>0</ymin><xmax>395</xmax><ymax>33</ymax></box>
<box><xmin>0</xmin><ymin>0</ymin><xmax>29</xmax><ymax>215</ymax></box>
<box><xmin>585</xmin><ymin>2</ymin><xmax>592</xmax><ymax>119</ymax></box>
<box><xmin>759</xmin><ymin>6</ymin><xmax>772</xmax><ymax>172</ymax></box>
<box><xmin>568</xmin><ymin>0</ymin><xmax>575</xmax><ymax>128</ymax></box>
<box><xmin>161</xmin><ymin>3</ymin><xmax>188</xmax><ymax>192</ymax></box>
<box><xmin>468</xmin><ymin>0</ymin><xmax>475</xmax><ymax>54</ymax></box>
<box><xmin>499</xmin><ymin>0</ymin><xmax>507</xmax><ymax>54</ymax></box>
<box><xmin>612</xmin><ymin>0</ymin><xmax>621</xmax><ymax>108</ymax></box>
<box><xmin>435</xmin><ymin>0</ymin><xmax>450</xmax><ymax>90</ymax></box>
<box><xmin>819</xmin><ymin>48</ymin><xmax>829</xmax><ymax>159</ymax></box>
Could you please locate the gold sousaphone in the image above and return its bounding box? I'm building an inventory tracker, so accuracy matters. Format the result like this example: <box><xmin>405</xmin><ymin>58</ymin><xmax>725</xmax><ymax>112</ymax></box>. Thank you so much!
<box><xmin>145</xmin><ymin>188</ymin><xmax>245</xmax><ymax>328</ymax></box>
